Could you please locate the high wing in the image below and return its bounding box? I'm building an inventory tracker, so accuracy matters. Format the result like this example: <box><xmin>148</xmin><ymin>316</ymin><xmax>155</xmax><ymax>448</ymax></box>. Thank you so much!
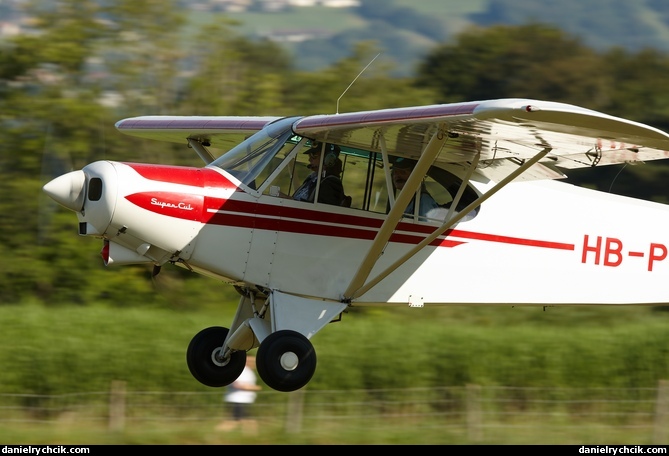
<box><xmin>294</xmin><ymin>98</ymin><xmax>669</xmax><ymax>182</ymax></box>
<box><xmin>115</xmin><ymin>115</ymin><xmax>281</xmax><ymax>164</ymax></box>
<box><xmin>115</xmin><ymin>100</ymin><xmax>669</xmax><ymax>182</ymax></box>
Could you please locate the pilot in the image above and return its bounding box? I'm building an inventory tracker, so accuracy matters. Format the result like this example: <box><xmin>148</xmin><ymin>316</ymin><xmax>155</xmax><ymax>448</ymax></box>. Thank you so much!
<box><xmin>391</xmin><ymin>157</ymin><xmax>439</xmax><ymax>219</ymax></box>
<box><xmin>290</xmin><ymin>141</ymin><xmax>347</xmax><ymax>206</ymax></box>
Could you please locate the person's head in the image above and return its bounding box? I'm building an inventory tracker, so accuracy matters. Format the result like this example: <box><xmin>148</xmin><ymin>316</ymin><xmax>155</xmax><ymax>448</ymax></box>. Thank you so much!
<box><xmin>304</xmin><ymin>141</ymin><xmax>341</xmax><ymax>171</ymax></box>
<box><xmin>391</xmin><ymin>157</ymin><xmax>416</xmax><ymax>190</ymax></box>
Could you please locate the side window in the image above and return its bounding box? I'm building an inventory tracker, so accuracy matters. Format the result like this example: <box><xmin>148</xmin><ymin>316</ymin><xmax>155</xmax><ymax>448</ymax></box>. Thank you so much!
<box><xmin>426</xmin><ymin>167</ymin><xmax>479</xmax><ymax>211</ymax></box>
<box><xmin>339</xmin><ymin>152</ymin><xmax>387</xmax><ymax>213</ymax></box>
<box><xmin>265</xmin><ymin>141</ymin><xmax>389</xmax><ymax>210</ymax></box>
<box><xmin>254</xmin><ymin>140</ymin><xmax>300</xmax><ymax>191</ymax></box>
<box><xmin>264</xmin><ymin>140</ymin><xmax>347</xmax><ymax>206</ymax></box>
<box><xmin>263</xmin><ymin>147</ymin><xmax>311</xmax><ymax>198</ymax></box>
<box><xmin>261</xmin><ymin>140</ymin><xmax>479</xmax><ymax>222</ymax></box>
<box><xmin>386</xmin><ymin>155</ymin><xmax>479</xmax><ymax>223</ymax></box>
<box><xmin>423</xmin><ymin>175</ymin><xmax>451</xmax><ymax>206</ymax></box>
<box><xmin>327</xmin><ymin>149</ymin><xmax>480</xmax><ymax>221</ymax></box>
<box><xmin>423</xmin><ymin>167</ymin><xmax>480</xmax><ymax>222</ymax></box>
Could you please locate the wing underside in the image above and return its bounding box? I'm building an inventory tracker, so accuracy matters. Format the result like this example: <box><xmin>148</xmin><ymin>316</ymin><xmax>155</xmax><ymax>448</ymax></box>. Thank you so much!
<box><xmin>293</xmin><ymin>98</ymin><xmax>669</xmax><ymax>182</ymax></box>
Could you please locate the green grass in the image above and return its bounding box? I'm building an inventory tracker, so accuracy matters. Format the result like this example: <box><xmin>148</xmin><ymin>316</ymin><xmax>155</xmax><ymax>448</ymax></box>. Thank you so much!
<box><xmin>2</xmin><ymin>303</ymin><xmax>668</xmax><ymax>393</ymax></box>
<box><xmin>0</xmin><ymin>303</ymin><xmax>667</xmax><ymax>443</ymax></box>
<box><xmin>30</xmin><ymin>423</ymin><xmax>663</xmax><ymax>445</ymax></box>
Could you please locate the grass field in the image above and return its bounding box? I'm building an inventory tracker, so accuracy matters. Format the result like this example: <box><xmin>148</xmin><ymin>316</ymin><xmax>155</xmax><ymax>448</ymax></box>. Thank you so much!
<box><xmin>0</xmin><ymin>303</ymin><xmax>667</xmax><ymax>444</ymax></box>
<box><xmin>0</xmin><ymin>384</ymin><xmax>666</xmax><ymax>444</ymax></box>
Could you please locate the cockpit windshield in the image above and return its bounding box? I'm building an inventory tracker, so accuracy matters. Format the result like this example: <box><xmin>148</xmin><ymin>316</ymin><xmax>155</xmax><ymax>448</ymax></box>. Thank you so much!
<box><xmin>209</xmin><ymin>116</ymin><xmax>302</xmax><ymax>188</ymax></box>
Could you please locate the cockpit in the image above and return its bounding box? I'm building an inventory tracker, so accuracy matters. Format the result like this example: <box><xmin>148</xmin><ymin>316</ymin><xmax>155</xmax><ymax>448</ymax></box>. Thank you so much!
<box><xmin>208</xmin><ymin>116</ymin><xmax>479</xmax><ymax>223</ymax></box>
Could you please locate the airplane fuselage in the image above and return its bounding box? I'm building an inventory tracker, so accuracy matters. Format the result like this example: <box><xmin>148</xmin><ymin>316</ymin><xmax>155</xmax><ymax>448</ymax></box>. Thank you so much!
<box><xmin>66</xmin><ymin>160</ymin><xmax>669</xmax><ymax>307</ymax></box>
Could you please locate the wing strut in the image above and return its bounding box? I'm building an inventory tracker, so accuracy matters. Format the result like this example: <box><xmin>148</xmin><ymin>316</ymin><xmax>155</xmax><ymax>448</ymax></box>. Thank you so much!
<box><xmin>345</xmin><ymin>146</ymin><xmax>553</xmax><ymax>301</ymax></box>
<box><xmin>342</xmin><ymin>127</ymin><xmax>449</xmax><ymax>300</ymax></box>
<box><xmin>187</xmin><ymin>138</ymin><xmax>215</xmax><ymax>165</ymax></box>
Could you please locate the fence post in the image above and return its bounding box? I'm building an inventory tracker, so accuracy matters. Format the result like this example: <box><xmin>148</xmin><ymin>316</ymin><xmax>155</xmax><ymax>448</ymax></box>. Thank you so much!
<box><xmin>109</xmin><ymin>380</ymin><xmax>126</xmax><ymax>432</ymax></box>
<box><xmin>285</xmin><ymin>388</ymin><xmax>305</xmax><ymax>434</ymax></box>
<box><xmin>653</xmin><ymin>379</ymin><xmax>668</xmax><ymax>444</ymax></box>
<box><xmin>466</xmin><ymin>384</ymin><xmax>482</xmax><ymax>443</ymax></box>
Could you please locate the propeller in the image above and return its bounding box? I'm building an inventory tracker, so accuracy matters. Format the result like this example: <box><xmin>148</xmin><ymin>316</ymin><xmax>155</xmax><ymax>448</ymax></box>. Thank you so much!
<box><xmin>37</xmin><ymin>122</ymin><xmax>75</xmax><ymax>245</ymax></box>
<box><xmin>38</xmin><ymin>111</ymin><xmax>108</xmax><ymax>243</ymax></box>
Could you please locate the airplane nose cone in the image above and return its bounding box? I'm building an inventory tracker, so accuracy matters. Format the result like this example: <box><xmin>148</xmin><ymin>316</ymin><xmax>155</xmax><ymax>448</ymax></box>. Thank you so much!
<box><xmin>43</xmin><ymin>170</ymin><xmax>86</xmax><ymax>212</ymax></box>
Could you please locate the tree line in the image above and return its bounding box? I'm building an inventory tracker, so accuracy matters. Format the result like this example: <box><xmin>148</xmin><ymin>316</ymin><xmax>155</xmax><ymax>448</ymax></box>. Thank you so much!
<box><xmin>2</xmin><ymin>0</ymin><xmax>669</xmax><ymax>308</ymax></box>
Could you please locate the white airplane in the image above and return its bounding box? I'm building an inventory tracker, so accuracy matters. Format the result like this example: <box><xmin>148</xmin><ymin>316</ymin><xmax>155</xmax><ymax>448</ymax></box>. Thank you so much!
<box><xmin>43</xmin><ymin>98</ymin><xmax>669</xmax><ymax>392</ymax></box>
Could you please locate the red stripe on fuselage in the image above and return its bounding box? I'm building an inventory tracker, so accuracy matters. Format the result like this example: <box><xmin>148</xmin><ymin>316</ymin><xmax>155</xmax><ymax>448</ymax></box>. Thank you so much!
<box><xmin>446</xmin><ymin>229</ymin><xmax>575</xmax><ymax>251</ymax></box>
<box><xmin>123</xmin><ymin>162</ymin><xmax>575</xmax><ymax>252</ymax></box>
<box><xmin>205</xmin><ymin>205</ymin><xmax>464</xmax><ymax>247</ymax></box>
<box><xmin>125</xmin><ymin>163</ymin><xmax>236</xmax><ymax>188</ymax></box>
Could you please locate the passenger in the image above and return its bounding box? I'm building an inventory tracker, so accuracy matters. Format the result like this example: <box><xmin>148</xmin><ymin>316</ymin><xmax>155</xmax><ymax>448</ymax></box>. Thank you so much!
<box><xmin>290</xmin><ymin>142</ymin><xmax>347</xmax><ymax>206</ymax></box>
<box><xmin>391</xmin><ymin>157</ymin><xmax>439</xmax><ymax>219</ymax></box>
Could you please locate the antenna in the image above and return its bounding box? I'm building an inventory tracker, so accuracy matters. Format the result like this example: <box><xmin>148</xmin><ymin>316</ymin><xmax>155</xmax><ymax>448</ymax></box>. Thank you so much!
<box><xmin>336</xmin><ymin>53</ymin><xmax>381</xmax><ymax>115</ymax></box>
<box><xmin>608</xmin><ymin>162</ymin><xmax>628</xmax><ymax>193</ymax></box>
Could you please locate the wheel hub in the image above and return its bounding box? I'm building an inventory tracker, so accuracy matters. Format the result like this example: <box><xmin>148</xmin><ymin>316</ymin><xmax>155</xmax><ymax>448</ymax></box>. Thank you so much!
<box><xmin>211</xmin><ymin>347</ymin><xmax>229</xmax><ymax>367</ymax></box>
<box><xmin>280</xmin><ymin>351</ymin><xmax>298</xmax><ymax>371</ymax></box>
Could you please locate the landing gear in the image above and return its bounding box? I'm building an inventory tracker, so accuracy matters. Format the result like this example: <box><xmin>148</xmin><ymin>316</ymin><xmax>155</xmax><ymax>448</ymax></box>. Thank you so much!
<box><xmin>255</xmin><ymin>329</ymin><xmax>317</xmax><ymax>392</ymax></box>
<box><xmin>186</xmin><ymin>290</ymin><xmax>347</xmax><ymax>391</ymax></box>
<box><xmin>186</xmin><ymin>326</ymin><xmax>246</xmax><ymax>387</ymax></box>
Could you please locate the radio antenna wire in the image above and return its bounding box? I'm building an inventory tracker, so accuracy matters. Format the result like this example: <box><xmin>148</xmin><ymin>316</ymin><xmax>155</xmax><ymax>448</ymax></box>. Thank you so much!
<box><xmin>336</xmin><ymin>53</ymin><xmax>381</xmax><ymax>115</ymax></box>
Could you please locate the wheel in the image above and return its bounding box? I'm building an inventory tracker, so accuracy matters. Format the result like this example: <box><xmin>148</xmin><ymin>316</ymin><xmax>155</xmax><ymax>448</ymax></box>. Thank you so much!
<box><xmin>186</xmin><ymin>326</ymin><xmax>246</xmax><ymax>387</ymax></box>
<box><xmin>256</xmin><ymin>329</ymin><xmax>317</xmax><ymax>392</ymax></box>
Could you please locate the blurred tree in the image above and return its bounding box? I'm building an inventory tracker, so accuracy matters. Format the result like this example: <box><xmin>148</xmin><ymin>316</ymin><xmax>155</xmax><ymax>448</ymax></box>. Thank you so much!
<box><xmin>415</xmin><ymin>23</ymin><xmax>609</xmax><ymax>107</ymax></box>
<box><xmin>24</xmin><ymin>0</ymin><xmax>107</xmax><ymax>79</ymax></box>
<box><xmin>0</xmin><ymin>0</ymin><xmax>190</xmax><ymax>306</ymax></box>
<box><xmin>100</xmin><ymin>0</ymin><xmax>187</xmax><ymax>115</ymax></box>
<box><xmin>293</xmin><ymin>19</ymin><xmax>431</xmax><ymax>79</ymax></box>
<box><xmin>356</xmin><ymin>0</ymin><xmax>448</xmax><ymax>42</ymax></box>
<box><xmin>471</xmin><ymin>0</ymin><xmax>663</xmax><ymax>54</ymax></box>
<box><xmin>287</xmin><ymin>42</ymin><xmax>436</xmax><ymax>115</ymax></box>
<box><xmin>179</xmin><ymin>18</ymin><xmax>292</xmax><ymax>116</ymax></box>
<box><xmin>600</xmin><ymin>48</ymin><xmax>669</xmax><ymax>131</ymax></box>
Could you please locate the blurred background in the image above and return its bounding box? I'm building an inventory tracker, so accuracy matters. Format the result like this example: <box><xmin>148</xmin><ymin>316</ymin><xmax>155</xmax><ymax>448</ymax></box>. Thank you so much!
<box><xmin>1</xmin><ymin>0</ymin><xmax>669</xmax><ymax>444</ymax></box>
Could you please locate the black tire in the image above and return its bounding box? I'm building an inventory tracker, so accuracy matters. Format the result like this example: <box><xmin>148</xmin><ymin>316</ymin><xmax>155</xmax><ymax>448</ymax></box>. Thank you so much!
<box><xmin>186</xmin><ymin>326</ymin><xmax>246</xmax><ymax>387</ymax></box>
<box><xmin>256</xmin><ymin>329</ymin><xmax>317</xmax><ymax>392</ymax></box>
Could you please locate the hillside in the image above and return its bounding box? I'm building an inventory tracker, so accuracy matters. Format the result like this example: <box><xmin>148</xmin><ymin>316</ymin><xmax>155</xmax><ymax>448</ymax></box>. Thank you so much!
<box><xmin>191</xmin><ymin>0</ymin><xmax>669</xmax><ymax>77</ymax></box>
<box><xmin>5</xmin><ymin>0</ymin><xmax>669</xmax><ymax>77</ymax></box>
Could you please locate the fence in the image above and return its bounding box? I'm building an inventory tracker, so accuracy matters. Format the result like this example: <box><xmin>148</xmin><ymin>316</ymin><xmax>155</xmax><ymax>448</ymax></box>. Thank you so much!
<box><xmin>1</xmin><ymin>381</ymin><xmax>667</xmax><ymax>444</ymax></box>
